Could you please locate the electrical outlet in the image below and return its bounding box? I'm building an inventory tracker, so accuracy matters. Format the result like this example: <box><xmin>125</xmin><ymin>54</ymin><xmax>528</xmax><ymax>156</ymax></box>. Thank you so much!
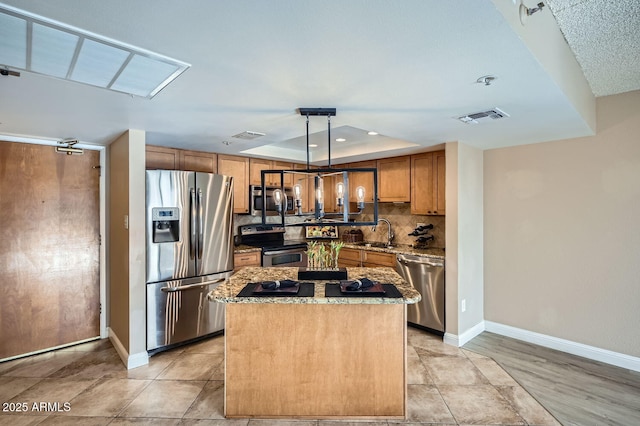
<box><xmin>461</xmin><ymin>299</ymin><xmax>466</xmax><ymax>312</ymax></box>
<box><xmin>124</xmin><ymin>214</ymin><xmax>129</xmax><ymax>230</ymax></box>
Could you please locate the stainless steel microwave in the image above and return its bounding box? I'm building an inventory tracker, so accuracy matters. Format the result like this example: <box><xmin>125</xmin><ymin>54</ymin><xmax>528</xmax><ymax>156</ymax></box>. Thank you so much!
<box><xmin>250</xmin><ymin>185</ymin><xmax>295</xmax><ymax>216</ymax></box>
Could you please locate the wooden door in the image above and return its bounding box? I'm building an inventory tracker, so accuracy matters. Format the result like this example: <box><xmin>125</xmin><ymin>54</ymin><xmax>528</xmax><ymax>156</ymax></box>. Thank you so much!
<box><xmin>410</xmin><ymin>152</ymin><xmax>435</xmax><ymax>215</ymax></box>
<box><xmin>249</xmin><ymin>158</ymin><xmax>272</xmax><ymax>186</ymax></box>
<box><xmin>347</xmin><ymin>160</ymin><xmax>376</xmax><ymax>202</ymax></box>
<box><xmin>145</xmin><ymin>145</ymin><xmax>179</xmax><ymax>169</ymax></box>
<box><xmin>0</xmin><ymin>141</ymin><xmax>100</xmax><ymax>360</ymax></box>
<box><xmin>180</xmin><ymin>150</ymin><xmax>217</xmax><ymax>173</ymax></box>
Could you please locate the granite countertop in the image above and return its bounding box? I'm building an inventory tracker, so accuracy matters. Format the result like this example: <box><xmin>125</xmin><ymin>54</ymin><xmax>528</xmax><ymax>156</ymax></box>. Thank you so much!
<box><xmin>208</xmin><ymin>266</ymin><xmax>421</xmax><ymax>305</ymax></box>
<box><xmin>233</xmin><ymin>244</ymin><xmax>262</xmax><ymax>254</ymax></box>
<box><xmin>233</xmin><ymin>242</ymin><xmax>445</xmax><ymax>260</ymax></box>
<box><xmin>341</xmin><ymin>242</ymin><xmax>445</xmax><ymax>260</ymax></box>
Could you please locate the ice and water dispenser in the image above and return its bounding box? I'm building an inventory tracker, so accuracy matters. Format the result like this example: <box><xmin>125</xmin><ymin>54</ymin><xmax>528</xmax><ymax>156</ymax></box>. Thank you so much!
<box><xmin>151</xmin><ymin>207</ymin><xmax>180</xmax><ymax>243</ymax></box>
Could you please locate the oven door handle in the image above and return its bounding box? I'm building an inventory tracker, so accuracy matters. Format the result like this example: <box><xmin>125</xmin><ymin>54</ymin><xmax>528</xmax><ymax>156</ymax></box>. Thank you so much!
<box><xmin>262</xmin><ymin>248</ymin><xmax>303</xmax><ymax>256</ymax></box>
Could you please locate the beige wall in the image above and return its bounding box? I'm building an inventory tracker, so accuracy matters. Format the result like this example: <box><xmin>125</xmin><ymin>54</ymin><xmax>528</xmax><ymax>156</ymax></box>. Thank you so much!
<box><xmin>484</xmin><ymin>90</ymin><xmax>640</xmax><ymax>357</ymax></box>
<box><xmin>108</xmin><ymin>130</ymin><xmax>146</xmax><ymax>359</ymax></box>
<box><xmin>445</xmin><ymin>142</ymin><xmax>484</xmax><ymax>338</ymax></box>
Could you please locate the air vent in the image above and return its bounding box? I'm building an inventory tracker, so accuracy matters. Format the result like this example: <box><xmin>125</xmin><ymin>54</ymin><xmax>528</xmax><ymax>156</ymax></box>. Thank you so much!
<box><xmin>232</xmin><ymin>131</ymin><xmax>266</xmax><ymax>140</ymax></box>
<box><xmin>457</xmin><ymin>108</ymin><xmax>509</xmax><ymax>124</ymax></box>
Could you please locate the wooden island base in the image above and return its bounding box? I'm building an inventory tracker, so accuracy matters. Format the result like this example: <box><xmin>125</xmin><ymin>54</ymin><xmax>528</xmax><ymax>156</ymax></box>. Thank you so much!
<box><xmin>225</xmin><ymin>303</ymin><xmax>407</xmax><ymax>419</ymax></box>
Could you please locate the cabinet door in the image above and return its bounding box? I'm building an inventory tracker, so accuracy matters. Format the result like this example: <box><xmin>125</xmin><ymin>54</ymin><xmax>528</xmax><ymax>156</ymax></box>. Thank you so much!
<box><xmin>146</xmin><ymin>145</ymin><xmax>179</xmax><ymax>170</ymax></box>
<box><xmin>411</xmin><ymin>150</ymin><xmax>445</xmax><ymax>215</ymax></box>
<box><xmin>293</xmin><ymin>164</ymin><xmax>315</xmax><ymax>213</ymax></box>
<box><xmin>377</xmin><ymin>156</ymin><xmax>410</xmax><ymax>202</ymax></box>
<box><xmin>338</xmin><ymin>248</ymin><xmax>361</xmax><ymax>267</ymax></box>
<box><xmin>273</xmin><ymin>161</ymin><xmax>294</xmax><ymax>186</ymax></box>
<box><xmin>180</xmin><ymin>150</ymin><xmax>217</xmax><ymax>173</ymax></box>
<box><xmin>347</xmin><ymin>160</ymin><xmax>377</xmax><ymax>202</ymax></box>
<box><xmin>218</xmin><ymin>155</ymin><xmax>250</xmax><ymax>214</ymax></box>
<box><xmin>362</xmin><ymin>250</ymin><xmax>396</xmax><ymax>267</ymax></box>
<box><xmin>249</xmin><ymin>158</ymin><xmax>272</xmax><ymax>186</ymax></box>
<box><xmin>433</xmin><ymin>150</ymin><xmax>446</xmax><ymax>215</ymax></box>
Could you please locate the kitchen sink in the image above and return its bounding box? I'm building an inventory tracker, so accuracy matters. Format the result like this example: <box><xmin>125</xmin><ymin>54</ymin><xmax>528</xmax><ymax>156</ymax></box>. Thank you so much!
<box><xmin>353</xmin><ymin>241</ymin><xmax>394</xmax><ymax>249</ymax></box>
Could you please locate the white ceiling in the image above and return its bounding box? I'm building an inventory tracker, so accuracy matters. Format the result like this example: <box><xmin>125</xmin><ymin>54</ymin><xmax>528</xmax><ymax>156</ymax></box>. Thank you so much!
<box><xmin>0</xmin><ymin>0</ymin><xmax>637</xmax><ymax>164</ymax></box>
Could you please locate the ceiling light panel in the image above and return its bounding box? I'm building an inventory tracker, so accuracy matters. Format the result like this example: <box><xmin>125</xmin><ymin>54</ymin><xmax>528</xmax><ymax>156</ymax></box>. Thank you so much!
<box><xmin>0</xmin><ymin>4</ymin><xmax>190</xmax><ymax>98</ymax></box>
<box><xmin>0</xmin><ymin>12</ymin><xmax>26</xmax><ymax>68</ymax></box>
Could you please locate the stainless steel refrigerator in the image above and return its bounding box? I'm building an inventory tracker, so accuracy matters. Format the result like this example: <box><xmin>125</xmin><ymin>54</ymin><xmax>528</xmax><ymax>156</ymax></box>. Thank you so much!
<box><xmin>145</xmin><ymin>170</ymin><xmax>234</xmax><ymax>352</ymax></box>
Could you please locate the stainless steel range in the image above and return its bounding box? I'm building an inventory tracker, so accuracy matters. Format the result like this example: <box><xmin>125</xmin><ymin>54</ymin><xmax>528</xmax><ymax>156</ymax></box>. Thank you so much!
<box><xmin>238</xmin><ymin>224</ymin><xmax>308</xmax><ymax>267</ymax></box>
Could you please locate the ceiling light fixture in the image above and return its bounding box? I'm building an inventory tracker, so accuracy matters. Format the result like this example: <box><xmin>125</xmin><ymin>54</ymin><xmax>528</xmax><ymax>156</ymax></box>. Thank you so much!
<box><xmin>335</xmin><ymin>138</ymin><xmax>346</xmax><ymax>142</ymax></box>
<box><xmin>0</xmin><ymin>4</ymin><xmax>190</xmax><ymax>98</ymax></box>
<box><xmin>367</xmin><ymin>131</ymin><xmax>378</xmax><ymax>136</ymax></box>
<box><xmin>308</xmin><ymin>144</ymin><xmax>318</xmax><ymax>148</ymax></box>
<box><xmin>259</xmin><ymin>108</ymin><xmax>378</xmax><ymax>227</ymax></box>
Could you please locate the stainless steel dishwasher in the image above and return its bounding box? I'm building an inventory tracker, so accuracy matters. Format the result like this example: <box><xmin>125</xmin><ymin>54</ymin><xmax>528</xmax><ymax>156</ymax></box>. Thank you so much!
<box><xmin>396</xmin><ymin>254</ymin><xmax>445</xmax><ymax>334</ymax></box>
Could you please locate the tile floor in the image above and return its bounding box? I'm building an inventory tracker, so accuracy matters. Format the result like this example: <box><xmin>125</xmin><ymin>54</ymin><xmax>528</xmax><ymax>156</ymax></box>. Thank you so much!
<box><xmin>0</xmin><ymin>327</ymin><xmax>559</xmax><ymax>425</ymax></box>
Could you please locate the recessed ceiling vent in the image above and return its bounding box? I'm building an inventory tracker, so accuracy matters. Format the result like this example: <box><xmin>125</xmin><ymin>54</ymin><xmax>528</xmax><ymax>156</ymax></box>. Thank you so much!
<box><xmin>457</xmin><ymin>108</ymin><xmax>509</xmax><ymax>124</ymax></box>
<box><xmin>232</xmin><ymin>131</ymin><xmax>266</xmax><ymax>140</ymax></box>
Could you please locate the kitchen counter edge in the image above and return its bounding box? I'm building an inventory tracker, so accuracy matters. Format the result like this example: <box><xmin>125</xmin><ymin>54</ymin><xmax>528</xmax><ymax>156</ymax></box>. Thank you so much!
<box><xmin>208</xmin><ymin>266</ymin><xmax>421</xmax><ymax>305</ymax></box>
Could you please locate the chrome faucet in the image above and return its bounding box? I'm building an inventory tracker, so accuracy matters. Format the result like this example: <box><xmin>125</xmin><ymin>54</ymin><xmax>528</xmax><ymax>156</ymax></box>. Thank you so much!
<box><xmin>372</xmin><ymin>218</ymin><xmax>394</xmax><ymax>247</ymax></box>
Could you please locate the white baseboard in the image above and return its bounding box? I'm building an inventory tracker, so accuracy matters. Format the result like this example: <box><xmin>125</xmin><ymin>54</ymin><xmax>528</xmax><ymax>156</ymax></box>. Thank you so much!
<box><xmin>108</xmin><ymin>327</ymin><xmax>149</xmax><ymax>370</ymax></box>
<box><xmin>485</xmin><ymin>321</ymin><xmax>640</xmax><ymax>373</ymax></box>
<box><xmin>443</xmin><ymin>320</ymin><xmax>486</xmax><ymax>347</ymax></box>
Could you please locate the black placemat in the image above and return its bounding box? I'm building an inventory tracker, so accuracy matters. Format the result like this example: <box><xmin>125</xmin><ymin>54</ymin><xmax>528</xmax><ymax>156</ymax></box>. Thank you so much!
<box><xmin>324</xmin><ymin>283</ymin><xmax>403</xmax><ymax>298</ymax></box>
<box><xmin>236</xmin><ymin>282</ymin><xmax>315</xmax><ymax>297</ymax></box>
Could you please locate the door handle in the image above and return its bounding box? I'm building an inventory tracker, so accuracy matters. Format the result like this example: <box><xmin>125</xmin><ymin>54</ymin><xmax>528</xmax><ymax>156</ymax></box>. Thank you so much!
<box><xmin>198</xmin><ymin>189</ymin><xmax>204</xmax><ymax>259</ymax></box>
<box><xmin>161</xmin><ymin>278</ymin><xmax>226</xmax><ymax>293</ymax></box>
<box><xmin>190</xmin><ymin>188</ymin><xmax>196</xmax><ymax>259</ymax></box>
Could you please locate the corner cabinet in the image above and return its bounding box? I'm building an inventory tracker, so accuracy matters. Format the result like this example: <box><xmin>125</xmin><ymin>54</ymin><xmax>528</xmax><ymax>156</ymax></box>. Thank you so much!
<box><xmin>377</xmin><ymin>156</ymin><xmax>410</xmax><ymax>202</ymax></box>
<box><xmin>411</xmin><ymin>150</ymin><xmax>445</xmax><ymax>215</ymax></box>
<box><xmin>218</xmin><ymin>154</ymin><xmax>250</xmax><ymax>214</ymax></box>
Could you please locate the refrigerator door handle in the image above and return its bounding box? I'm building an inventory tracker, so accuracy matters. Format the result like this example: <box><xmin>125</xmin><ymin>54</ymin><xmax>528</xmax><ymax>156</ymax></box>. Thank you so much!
<box><xmin>161</xmin><ymin>277</ymin><xmax>226</xmax><ymax>293</ymax></box>
<box><xmin>190</xmin><ymin>188</ymin><xmax>197</xmax><ymax>259</ymax></box>
<box><xmin>198</xmin><ymin>188</ymin><xmax>204</xmax><ymax>259</ymax></box>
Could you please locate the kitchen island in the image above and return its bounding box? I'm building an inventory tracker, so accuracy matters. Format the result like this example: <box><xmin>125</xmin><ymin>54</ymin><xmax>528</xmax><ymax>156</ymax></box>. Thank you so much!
<box><xmin>208</xmin><ymin>266</ymin><xmax>420</xmax><ymax>419</ymax></box>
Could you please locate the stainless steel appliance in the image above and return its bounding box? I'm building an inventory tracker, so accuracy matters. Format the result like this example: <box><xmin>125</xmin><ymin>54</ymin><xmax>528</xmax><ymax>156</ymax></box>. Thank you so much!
<box><xmin>250</xmin><ymin>185</ymin><xmax>294</xmax><ymax>216</ymax></box>
<box><xmin>237</xmin><ymin>224</ymin><xmax>307</xmax><ymax>267</ymax></box>
<box><xmin>396</xmin><ymin>254</ymin><xmax>445</xmax><ymax>334</ymax></box>
<box><xmin>146</xmin><ymin>170</ymin><xmax>234</xmax><ymax>353</ymax></box>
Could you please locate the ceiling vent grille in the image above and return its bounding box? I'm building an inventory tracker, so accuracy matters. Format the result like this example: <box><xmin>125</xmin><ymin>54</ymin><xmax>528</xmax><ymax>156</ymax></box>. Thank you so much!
<box><xmin>457</xmin><ymin>108</ymin><xmax>509</xmax><ymax>124</ymax></box>
<box><xmin>232</xmin><ymin>131</ymin><xmax>266</xmax><ymax>140</ymax></box>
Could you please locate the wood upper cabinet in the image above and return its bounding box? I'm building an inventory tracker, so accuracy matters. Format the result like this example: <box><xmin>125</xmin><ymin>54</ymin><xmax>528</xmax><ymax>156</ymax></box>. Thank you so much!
<box><xmin>411</xmin><ymin>150</ymin><xmax>445</xmax><ymax>215</ymax></box>
<box><xmin>146</xmin><ymin>145</ymin><xmax>216</xmax><ymax>173</ymax></box>
<box><xmin>293</xmin><ymin>163</ymin><xmax>315</xmax><ymax>213</ymax></box>
<box><xmin>347</xmin><ymin>160</ymin><xmax>377</xmax><ymax>202</ymax></box>
<box><xmin>218</xmin><ymin>154</ymin><xmax>250</xmax><ymax>214</ymax></box>
<box><xmin>377</xmin><ymin>156</ymin><xmax>410</xmax><ymax>202</ymax></box>
<box><xmin>180</xmin><ymin>150</ymin><xmax>217</xmax><ymax>173</ymax></box>
<box><xmin>145</xmin><ymin>145</ymin><xmax>179</xmax><ymax>170</ymax></box>
<box><xmin>250</xmin><ymin>159</ymin><xmax>294</xmax><ymax>186</ymax></box>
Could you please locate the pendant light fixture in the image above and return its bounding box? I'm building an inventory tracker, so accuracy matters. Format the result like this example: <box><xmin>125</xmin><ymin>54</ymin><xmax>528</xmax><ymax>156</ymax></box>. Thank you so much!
<box><xmin>259</xmin><ymin>107</ymin><xmax>378</xmax><ymax>227</ymax></box>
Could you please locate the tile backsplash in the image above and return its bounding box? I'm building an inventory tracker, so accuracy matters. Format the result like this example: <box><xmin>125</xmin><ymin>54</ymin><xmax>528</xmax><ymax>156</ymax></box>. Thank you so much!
<box><xmin>233</xmin><ymin>202</ymin><xmax>444</xmax><ymax>248</ymax></box>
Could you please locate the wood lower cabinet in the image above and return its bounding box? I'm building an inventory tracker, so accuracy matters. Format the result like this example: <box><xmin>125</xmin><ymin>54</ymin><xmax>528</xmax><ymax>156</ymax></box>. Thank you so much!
<box><xmin>411</xmin><ymin>150</ymin><xmax>445</xmax><ymax>215</ymax></box>
<box><xmin>218</xmin><ymin>154</ymin><xmax>250</xmax><ymax>214</ymax></box>
<box><xmin>234</xmin><ymin>251</ymin><xmax>261</xmax><ymax>268</ymax></box>
<box><xmin>362</xmin><ymin>250</ymin><xmax>396</xmax><ymax>267</ymax></box>
<box><xmin>338</xmin><ymin>247</ymin><xmax>362</xmax><ymax>267</ymax></box>
<box><xmin>145</xmin><ymin>145</ymin><xmax>179</xmax><ymax>169</ymax></box>
<box><xmin>180</xmin><ymin>150</ymin><xmax>217</xmax><ymax>173</ymax></box>
<box><xmin>377</xmin><ymin>156</ymin><xmax>410</xmax><ymax>202</ymax></box>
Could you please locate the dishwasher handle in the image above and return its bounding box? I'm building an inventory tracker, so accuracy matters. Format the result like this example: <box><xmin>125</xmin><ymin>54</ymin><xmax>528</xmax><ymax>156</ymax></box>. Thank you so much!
<box><xmin>396</xmin><ymin>254</ymin><xmax>444</xmax><ymax>268</ymax></box>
